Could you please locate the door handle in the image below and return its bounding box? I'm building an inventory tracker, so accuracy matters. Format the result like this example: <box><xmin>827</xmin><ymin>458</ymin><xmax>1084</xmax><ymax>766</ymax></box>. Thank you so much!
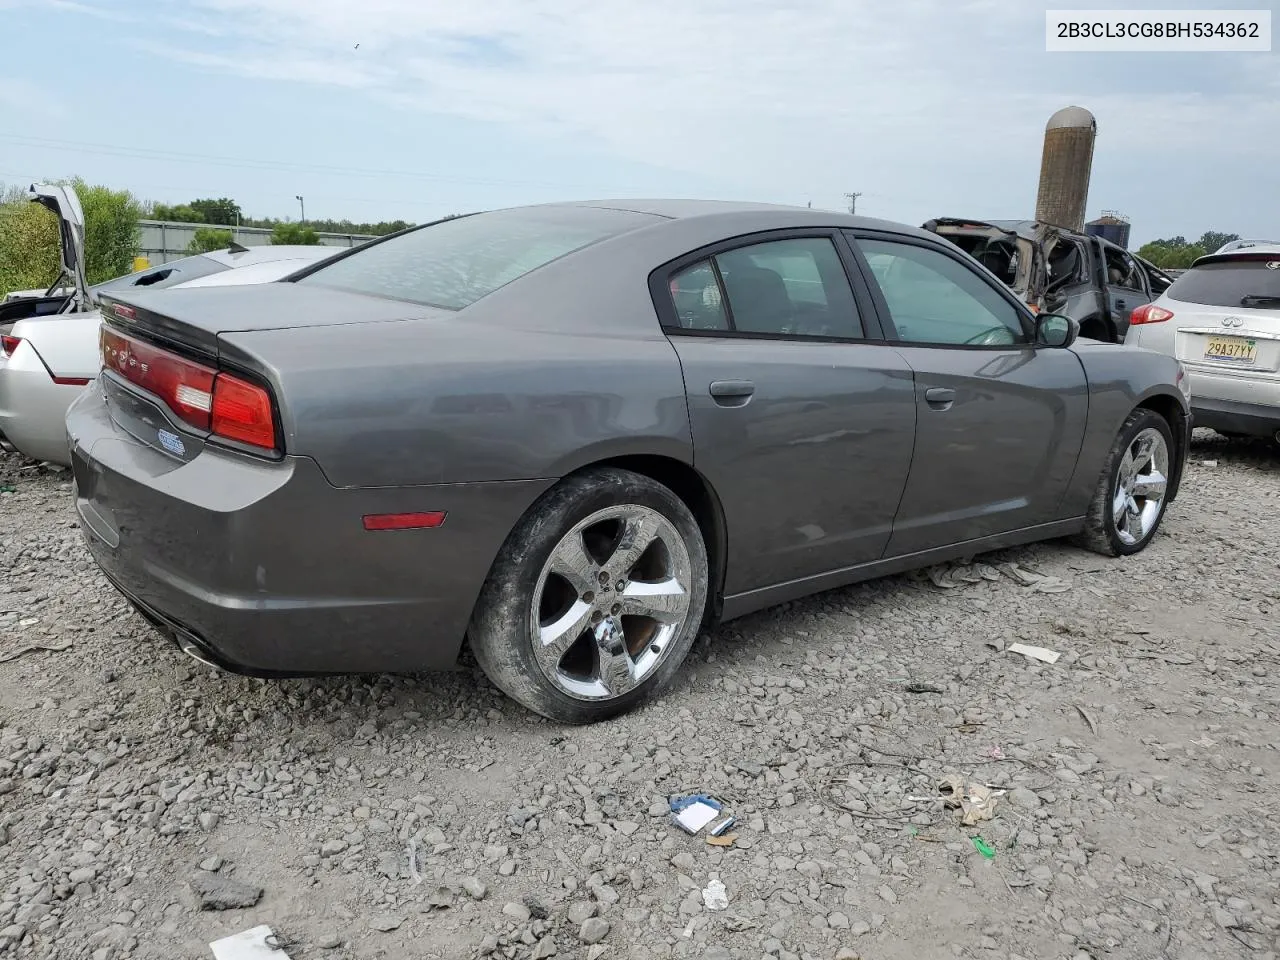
<box><xmin>709</xmin><ymin>380</ymin><xmax>755</xmax><ymax>406</ymax></box>
<box><xmin>924</xmin><ymin>387</ymin><xmax>955</xmax><ymax>409</ymax></box>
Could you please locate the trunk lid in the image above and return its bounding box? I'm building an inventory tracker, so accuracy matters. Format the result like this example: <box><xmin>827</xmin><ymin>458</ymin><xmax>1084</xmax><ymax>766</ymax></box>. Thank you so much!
<box><xmin>27</xmin><ymin>183</ymin><xmax>92</xmax><ymax>313</ymax></box>
<box><xmin>99</xmin><ymin>282</ymin><xmax>448</xmax><ymax>359</ymax></box>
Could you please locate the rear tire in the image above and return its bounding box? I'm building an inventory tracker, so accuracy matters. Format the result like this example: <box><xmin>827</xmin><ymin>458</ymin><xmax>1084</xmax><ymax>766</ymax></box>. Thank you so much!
<box><xmin>1073</xmin><ymin>408</ymin><xmax>1174</xmax><ymax>557</ymax></box>
<box><xmin>468</xmin><ymin>467</ymin><xmax>708</xmax><ymax>724</ymax></box>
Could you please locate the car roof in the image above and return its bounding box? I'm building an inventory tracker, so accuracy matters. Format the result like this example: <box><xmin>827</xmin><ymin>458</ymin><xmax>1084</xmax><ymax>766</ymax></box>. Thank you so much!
<box><xmin>1192</xmin><ymin>243</ymin><xmax>1280</xmax><ymax>267</ymax></box>
<box><xmin>505</xmin><ymin>199</ymin><xmax>944</xmax><ymax>244</ymax></box>
<box><xmin>201</xmin><ymin>244</ymin><xmax>339</xmax><ymax>267</ymax></box>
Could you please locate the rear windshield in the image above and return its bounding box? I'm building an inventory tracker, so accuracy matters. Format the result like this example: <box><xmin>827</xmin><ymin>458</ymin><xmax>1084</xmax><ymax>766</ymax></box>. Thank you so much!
<box><xmin>1167</xmin><ymin>257</ymin><xmax>1280</xmax><ymax>308</ymax></box>
<box><xmin>92</xmin><ymin>255</ymin><xmax>228</xmax><ymax>294</ymax></box>
<box><xmin>296</xmin><ymin>206</ymin><xmax>659</xmax><ymax>309</ymax></box>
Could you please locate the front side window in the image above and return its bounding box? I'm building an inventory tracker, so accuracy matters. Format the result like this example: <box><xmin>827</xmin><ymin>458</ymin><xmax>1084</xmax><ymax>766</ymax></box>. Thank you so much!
<box><xmin>298</xmin><ymin>206</ymin><xmax>659</xmax><ymax>309</ymax></box>
<box><xmin>712</xmin><ymin>237</ymin><xmax>862</xmax><ymax>338</ymax></box>
<box><xmin>856</xmin><ymin>238</ymin><xmax>1029</xmax><ymax>346</ymax></box>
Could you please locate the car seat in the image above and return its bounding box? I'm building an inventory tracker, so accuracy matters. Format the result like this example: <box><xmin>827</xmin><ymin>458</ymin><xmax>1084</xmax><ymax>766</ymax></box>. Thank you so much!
<box><xmin>721</xmin><ymin>265</ymin><xmax>793</xmax><ymax>333</ymax></box>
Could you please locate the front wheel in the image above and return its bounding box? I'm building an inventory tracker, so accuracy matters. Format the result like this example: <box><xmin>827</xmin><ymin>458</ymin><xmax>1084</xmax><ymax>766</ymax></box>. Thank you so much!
<box><xmin>468</xmin><ymin>468</ymin><xmax>709</xmax><ymax>723</ymax></box>
<box><xmin>1073</xmin><ymin>408</ymin><xmax>1174</xmax><ymax>556</ymax></box>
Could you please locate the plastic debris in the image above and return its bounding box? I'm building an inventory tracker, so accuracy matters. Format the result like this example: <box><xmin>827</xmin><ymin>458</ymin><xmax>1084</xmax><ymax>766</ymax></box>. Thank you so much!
<box><xmin>709</xmin><ymin>816</ymin><xmax>737</xmax><ymax>837</ymax></box>
<box><xmin>701</xmin><ymin>877</ymin><xmax>729</xmax><ymax>911</ymax></box>
<box><xmin>706</xmin><ymin>833</ymin><xmax>737</xmax><ymax>847</ymax></box>
<box><xmin>904</xmin><ymin>682</ymin><xmax>944</xmax><ymax>694</ymax></box>
<box><xmin>209</xmin><ymin>925</ymin><xmax>291</xmax><ymax>960</ymax></box>
<box><xmin>1007</xmin><ymin>642</ymin><xmax>1061</xmax><ymax>664</ymax></box>
<box><xmin>938</xmin><ymin>774</ymin><xmax>1003</xmax><ymax>826</ymax></box>
<box><xmin>669</xmin><ymin>794</ymin><xmax>722</xmax><ymax>835</ymax></box>
<box><xmin>971</xmin><ymin>836</ymin><xmax>996</xmax><ymax>860</ymax></box>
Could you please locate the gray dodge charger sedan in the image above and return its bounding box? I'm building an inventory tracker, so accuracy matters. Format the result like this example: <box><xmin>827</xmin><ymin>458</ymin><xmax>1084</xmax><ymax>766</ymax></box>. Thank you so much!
<box><xmin>67</xmin><ymin>200</ymin><xmax>1191</xmax><ymax>723</ymax></box>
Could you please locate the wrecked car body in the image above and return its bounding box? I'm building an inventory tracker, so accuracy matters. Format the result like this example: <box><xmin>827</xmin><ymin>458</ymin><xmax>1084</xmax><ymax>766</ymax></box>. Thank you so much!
<box><xmin>922</xmin><ymin>217</ymin><xmax>1173</xmax><ymax>343</ymax></box>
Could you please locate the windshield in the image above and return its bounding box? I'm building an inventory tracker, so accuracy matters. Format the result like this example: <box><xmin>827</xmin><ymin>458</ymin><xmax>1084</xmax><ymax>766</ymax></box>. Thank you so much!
<box><xmin>295</xmin><ymin>206</ymin><xmax>658</xmax><ymax>309</ymax></box>
<box><xmin>1167</xmin><ymin>257</ymin><xmax>1280</xmax><ymax>308</ymax></box>
<box><xmin>92</xmin><ymin>254</ymin><xmax>228</xmax><ymax>294</ymax></box>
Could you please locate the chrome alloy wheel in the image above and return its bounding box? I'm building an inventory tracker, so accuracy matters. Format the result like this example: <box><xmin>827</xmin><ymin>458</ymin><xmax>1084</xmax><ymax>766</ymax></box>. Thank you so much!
<box><xmin>530</xmin><ymin>504</ymin><xmax>694</xmax><ymax>702</ymax></box>
<box><xmin>1112</xmin><ymin>426</ymin><xmax>1170</xmax><ymax>546</ymax></box>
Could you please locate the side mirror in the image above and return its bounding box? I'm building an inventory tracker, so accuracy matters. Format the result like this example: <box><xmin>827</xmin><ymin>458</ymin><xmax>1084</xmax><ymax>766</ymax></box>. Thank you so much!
<box><xmin>1035</xmin><ymin>312</ymin><xmax>1078</xmax><ymax>348</ymax></box>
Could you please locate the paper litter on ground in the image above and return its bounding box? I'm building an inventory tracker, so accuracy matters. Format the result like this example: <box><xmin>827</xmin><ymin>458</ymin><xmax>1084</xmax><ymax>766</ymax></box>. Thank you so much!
<box><xmin>674</xmin><ymin>802</ymin><xmax>720</xmax><ymax>834</ymax></box>
<box><xmin>1007</xmin><ymin>642</ymin><xmax>1061</xmax><ymax>664</ymax></box>
<box><xmin>210</xmin><ymin>925</ymin><xmax>291</xmax><ymax>960</ymax></box>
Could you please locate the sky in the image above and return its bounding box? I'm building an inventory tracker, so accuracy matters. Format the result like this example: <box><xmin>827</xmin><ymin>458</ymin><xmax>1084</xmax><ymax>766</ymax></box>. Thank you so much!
<box><xmin>0</xmin><ymin>0</ymin><xmax>1275</xmax><ymax>246</ymax></box>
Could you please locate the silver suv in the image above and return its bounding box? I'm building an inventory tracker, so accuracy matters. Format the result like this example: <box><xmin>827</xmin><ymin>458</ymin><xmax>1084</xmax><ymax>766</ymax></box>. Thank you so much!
<box><xmin>1125</xmin><ymin>244</ymin><xmax>1280</xmax><ymax>441</ymax></box>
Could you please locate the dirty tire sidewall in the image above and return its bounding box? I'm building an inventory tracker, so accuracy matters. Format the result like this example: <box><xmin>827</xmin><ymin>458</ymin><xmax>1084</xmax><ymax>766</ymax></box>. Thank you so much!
<box><xmin>468</xmin><ymin>467</ymin><xmax>708</xmax><ymax>724</ymax></box>
<box><xmin>1074</xmin><ymin>407</ymin><xmax>1174</xmax><ymax>557</ymax></box>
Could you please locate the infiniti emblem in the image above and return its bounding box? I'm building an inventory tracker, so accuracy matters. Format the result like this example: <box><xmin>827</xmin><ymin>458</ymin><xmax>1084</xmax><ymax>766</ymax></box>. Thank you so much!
<box><xmin>1267</xmin><ymin>261</ymin><xmax>1280</xmax><ymax>270</ymax></box>
<box><xmin>1221</xmin><ymin>316</ymin><xmax>1244</xmax><ymax>327</ymax></box>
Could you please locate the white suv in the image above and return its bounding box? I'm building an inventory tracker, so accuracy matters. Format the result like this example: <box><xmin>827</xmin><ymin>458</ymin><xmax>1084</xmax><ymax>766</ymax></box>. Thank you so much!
<box><xmin>1125</xmin><ymin>244</ymin><xmax>1280</xmax><ymax>441</ymax></box>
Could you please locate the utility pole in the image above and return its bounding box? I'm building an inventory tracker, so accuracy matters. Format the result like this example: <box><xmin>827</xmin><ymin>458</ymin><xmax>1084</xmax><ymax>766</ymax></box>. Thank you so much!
<box><xmin>844</xmin><ymin>192</ymin><xmax>862</xmax><ymax>215</ymax></box>
<box><xmin>296</xmin><ymin>195</ymin><xmax>305</xmax><ymax>223</ymax></box>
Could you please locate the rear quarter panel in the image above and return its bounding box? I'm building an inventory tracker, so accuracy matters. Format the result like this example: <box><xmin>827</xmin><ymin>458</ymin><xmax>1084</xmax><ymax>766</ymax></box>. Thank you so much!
<box><xmin>220</xmin><ymin>317</ymin><xmax>693</xmax><ymax>488</ymax></box>
<box><xmin>12</xmin><ymin>308</ymin><xmax>103</xmax><ymax>379</ymax></box>
<box><xmin>1060</xmin><ymin>342</ymin><xmax>1189</xmax><ymax>517</ymax></box>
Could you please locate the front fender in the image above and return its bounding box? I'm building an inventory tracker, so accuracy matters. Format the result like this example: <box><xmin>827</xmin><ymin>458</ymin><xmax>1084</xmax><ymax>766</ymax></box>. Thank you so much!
<box><xmin>1060</xmin><ymin>343</ymin><xmax>1189</xmax><ymax>517</ymax></box>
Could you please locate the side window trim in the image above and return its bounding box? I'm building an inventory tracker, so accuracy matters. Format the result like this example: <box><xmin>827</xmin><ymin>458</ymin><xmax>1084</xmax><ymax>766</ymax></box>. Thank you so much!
<box><xmin>649</xmin><ymin>228</ymin><xmax>879</xmax><ymax>344</ymax></box>
<box><xmin>842</xmin><ymin>228</ymin><xmax>1039</xmax><ymax>348</ymax></box>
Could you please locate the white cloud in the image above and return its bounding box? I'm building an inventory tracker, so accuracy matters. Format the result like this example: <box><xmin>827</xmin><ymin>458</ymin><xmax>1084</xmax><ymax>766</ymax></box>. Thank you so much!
<box><xmin>145</xmin><ymin>0</ymin><xmax>1270</xmax><ymax>208</ymax></box>
<box><xmin>35</xmin><ymin>0</ymin><xmax>1278</xmax><ymax>233</ymax></box>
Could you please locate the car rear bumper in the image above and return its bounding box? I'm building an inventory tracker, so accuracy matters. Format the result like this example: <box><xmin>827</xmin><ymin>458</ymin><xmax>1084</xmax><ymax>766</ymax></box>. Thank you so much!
<box><xmin>1191</xmin><ymin>396</ymin><xmax>1280</xmax><ymax>438</ymax></box>
<box><xmin>66</xmin><ymin>379</ymin><xmax>551</xmax><ymax>676</ymax></box>
<box><xmin>0</xmin><ymin>345</ymin><xmax>85</xmax><ymax>464</ymax></box>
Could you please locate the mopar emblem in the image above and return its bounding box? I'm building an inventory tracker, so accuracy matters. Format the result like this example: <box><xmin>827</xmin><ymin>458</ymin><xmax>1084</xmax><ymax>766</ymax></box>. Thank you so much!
<box><xmin>1221</xmin><ymin>316</ymin><xmax>1244</xmax><ymax>327</ymax></box>
<box><xmin>1267</xmin><ymin>261</ymin><xmax>1280</xmax><ymax>270</ymax></box>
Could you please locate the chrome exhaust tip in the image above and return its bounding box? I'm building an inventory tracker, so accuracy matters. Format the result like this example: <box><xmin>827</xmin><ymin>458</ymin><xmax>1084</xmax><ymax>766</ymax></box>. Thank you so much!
<box><xmin>175</xmin><ymin>633</ymin><xmax>221</xmax><ymax>670</ymax></box>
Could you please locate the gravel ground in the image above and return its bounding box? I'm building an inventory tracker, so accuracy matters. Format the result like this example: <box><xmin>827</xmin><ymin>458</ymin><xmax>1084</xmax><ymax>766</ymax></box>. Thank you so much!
<box><xmin>1</xmin><ymin>432</ymin><xmax>1278</xmax><ymax>960</ymax></box>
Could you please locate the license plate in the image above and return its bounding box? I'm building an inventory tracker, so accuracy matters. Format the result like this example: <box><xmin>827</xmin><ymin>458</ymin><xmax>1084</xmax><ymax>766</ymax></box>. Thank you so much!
<box><xmin>1203</xmin><ymin>336</ymin><xmax>1257</xmax><ymax>364</ymax></box>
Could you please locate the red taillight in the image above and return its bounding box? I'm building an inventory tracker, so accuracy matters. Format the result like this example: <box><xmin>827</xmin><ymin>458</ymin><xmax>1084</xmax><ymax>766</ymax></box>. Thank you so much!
<box><xmin>101</xmin><ymin>327</ymin><xmax>215</xmax><ymax>430</ymax></box>
<box><xmin>362</xmin><ymin>512</ymin><xmax>448</xmax><ymax>531</ymax></box>
<box><xmin>100</xmin><ymin>326</ymin><xmax>277</xmax><ymax>451</ymax></box>
<box><xmin>211</xmin><ymin>373</ymin><xmax>276</xmax><ymax>450</ymax></box>
<box><xmin>1</xmin><ymin>335</ymin><xmax>21</xmax><ymax>358</ymax></box>
<box><xmin>1131</xmin><ymin>304</ymin><xmax>1174</xmax><ymax>325</ymax></box>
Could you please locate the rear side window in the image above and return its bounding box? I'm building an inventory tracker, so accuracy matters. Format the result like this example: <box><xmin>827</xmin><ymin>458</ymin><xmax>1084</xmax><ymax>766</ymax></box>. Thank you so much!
<box><xmin>669</xmin><ymin>261</ymin><xmax>730</xmax><ymax>331</ymax></box>
<box><xmin>297</xmin><ymin>206</ymin><xmax>658</xmax><ymax>309</ymax></box>
<box><xmin>1167</xmin><ymin>257</ymin><xmax>1280</xmax><ymax>308</ymax></box>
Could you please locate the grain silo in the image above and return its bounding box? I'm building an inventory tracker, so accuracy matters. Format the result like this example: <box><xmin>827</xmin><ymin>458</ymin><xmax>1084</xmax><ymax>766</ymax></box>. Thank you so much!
<box><xmin>1086</xmin><ymin>211</ymin><xmax>1131</xmax><ymax>249</ymax></box>
<box><xmin>1034</xmin><ymin>106</ymin><xmax>1096</xmax><ymax>233</ymax></box>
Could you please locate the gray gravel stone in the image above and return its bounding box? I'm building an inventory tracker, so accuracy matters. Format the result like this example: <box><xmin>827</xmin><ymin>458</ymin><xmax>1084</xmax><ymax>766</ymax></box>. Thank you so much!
<box><xmin>579</xmin><ymin>916</ymin><xmax>610</xmax><ymax>944</ymax></box>
<box><xmin>188</xmin><ymin>871</ymin><xmax>263</xmax><ymax>910</ymax></box>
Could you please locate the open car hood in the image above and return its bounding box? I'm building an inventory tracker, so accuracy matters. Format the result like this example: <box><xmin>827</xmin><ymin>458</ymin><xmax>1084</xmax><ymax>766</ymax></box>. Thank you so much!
<box><xmin>27</xmin><ymin>182</ymin><xmax>92</xmax><ymax>313</ymax></box>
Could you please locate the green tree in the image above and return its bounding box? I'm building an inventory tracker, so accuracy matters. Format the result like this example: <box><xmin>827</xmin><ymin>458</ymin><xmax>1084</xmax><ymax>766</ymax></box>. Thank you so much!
<box><xmin>0</xmin><ymin>179</ymin><xmax>141</xmax><ymax>295</ymax></box>
<box><xmin>0</xmin><ymin>185</ymin><xmax>61</xmax><ymax>298</ymax></box>
<box><xmin>270</xmin><ymin>222</ymin><xmax>320</xmax><ymax>245</ymax></box>
<box><xmin>1197</xmin><ymin>231</ymin><xmax>1239</xmax><ymax>255</ymax></box>
<box><xmin>188</xmin><ymin>227</ymin><xmax>234</xmax><ymax>253</ymax></box>
<box><xmin>1136</xmin><ymin>239</ymin><xmax>1206</xmax><ymax>270</ymax></box>
<box><xmin>72</xmin><ymin>177</ymin><xmax>143</xmax><ymax>284</ymax></box>
<box><xmin>151</xmin><ymin>203</ymin><xmax>204</xmax><ymax>223</ymax></box>
<box><xmin>189</xmin><ymin>197</ymin><xmax>242</xmax><ymax>225</ymax></box>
